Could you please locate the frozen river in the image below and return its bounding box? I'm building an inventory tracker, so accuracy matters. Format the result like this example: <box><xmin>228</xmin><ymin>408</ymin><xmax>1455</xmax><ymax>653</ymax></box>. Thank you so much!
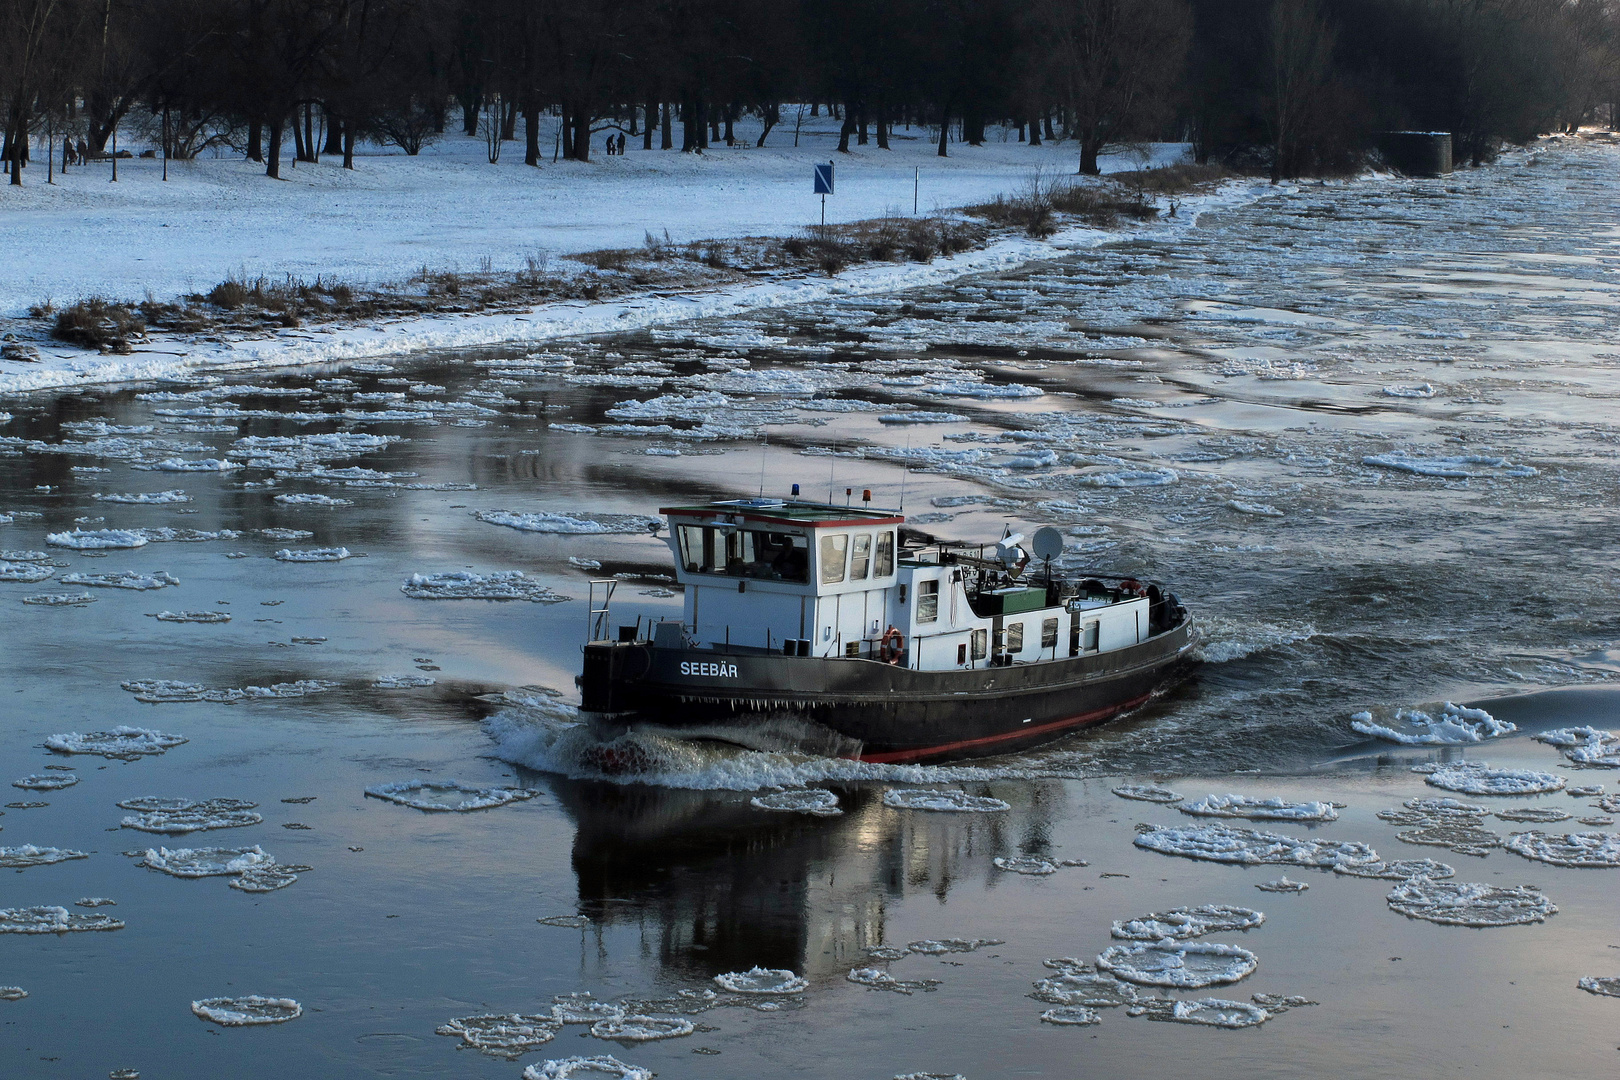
<box><xmin>2</xmin><ymin>138</ymin><xmax>1619</xmax><ymax>1078</ymax></box>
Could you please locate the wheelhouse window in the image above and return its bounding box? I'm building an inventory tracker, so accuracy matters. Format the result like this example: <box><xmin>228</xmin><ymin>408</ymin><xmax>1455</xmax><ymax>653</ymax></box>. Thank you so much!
<box><xmin>819</xmin><ymin>533</ymin><xmax>848</xmax><ymax>584</ymax></box>
<box><xmin>874</xmin><ymin>531</ymin><xmax>895</xmax><ymax>577</ymax></box>
<box><xmin>917</xmin><ymin>580</ymin><xmax>939</xmax><ymax>623</ymax></box>
<box><xmin>1006</xmin><ymin>622</ymin><xmax>1024</xmax><ymax>652</ymax></box>
<box><xmin>676</xmin><ymin>525</ymin><xmax>808</xmax><ymax>583</ymax></box>
<box><xmin>971</xmin><ymin>628</ymin><xmax>988</xmax><ymax>661</ymax></box>
<box><xmin>1041</xmin><ymin>617</ymin><xmax>1059</xmax><ymax>649</ymax></box>
<box><xmin>849</xmin><ymin>534</ymin><xmax>872</xmax><ymax>580</ymax></box>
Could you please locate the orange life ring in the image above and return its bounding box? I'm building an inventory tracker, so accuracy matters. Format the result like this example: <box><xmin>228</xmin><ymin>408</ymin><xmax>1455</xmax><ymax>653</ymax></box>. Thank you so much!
<box><xmin>880</xmin><ymin>626</ymin><xmax>905</xmax><ymax>665</ymax></box>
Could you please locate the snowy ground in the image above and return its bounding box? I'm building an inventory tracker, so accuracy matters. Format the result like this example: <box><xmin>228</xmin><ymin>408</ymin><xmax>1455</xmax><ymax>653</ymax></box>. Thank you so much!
<box><xmin>0</xmin><ymin>112</ymin><xmax>1220</xmax><ymax>394</ymax></box>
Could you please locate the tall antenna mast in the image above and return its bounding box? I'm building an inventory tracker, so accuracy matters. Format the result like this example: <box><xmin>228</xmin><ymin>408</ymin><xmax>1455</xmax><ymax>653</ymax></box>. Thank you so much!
<box><xmin>757</xmin><ymin>433</ymin><xmax>768</xmax><ymax>499</ymax></box>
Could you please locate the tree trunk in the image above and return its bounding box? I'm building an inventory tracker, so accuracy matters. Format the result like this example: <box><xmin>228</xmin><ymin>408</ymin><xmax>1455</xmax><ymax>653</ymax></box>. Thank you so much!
<box><xmin>723</xmin><ymin>105</ymin><xmax>734</xmax><ymax>146</ymax></box>
<box><xmin>524</xmin><ymin>100</ymin><xmax>540</xmax><ymax>165</ymax></box>
<box><xmin>837</xmin><ymin>105</ymin><xmax>854</xmax><ymax>152</ymax></box>
<box><xmin>757</xmin><ymin>102</ymin><xmax>777</xmax><ymax>147</ymax></box>
<box><xmin>571</xmin><ymin>110</ymin><xmax>590</xmax><ymax>160</ymax></box>
<box><xmin>304</xmin><ymin>103</ymin><xmax>317</xmax><ymax>162</ymax></box>
<box><xmin>1079</xmin><ymin>132</ymin><xmax>1101</xmax><ymax>175</ymax></box>
<box><xmin>292</xmin><ymin>110</ymin><xmax>307</xmax><ymax>163</ymax></box>
<box><xmin>502</xmin><ymin>98</ymin><xmax>518</xmax><ymax>141</ymax></box>
<box><xmin>644</xmin><ymin>98</ymin><xmax>655</xmax><ymax>149</ymax></box>
<box><xmin>661</xmin><ymin>101</ymin><xmax>672</xmax><ymax>149</ymax></box>
<box><xmin>461</xmin><ymin>97</ymin><xmax>479</xmax><ymax>136</ymax></box>
<box><xmin>875</xmin><ymin>100</ymin><xmax>889</xmax><ymax>149</ymax></box>
<box><xmin>324</xmin><ymin>110</ymin><xmax>343</xmax><ymax>155</ymax></box>
<box><xmin>1029</xmin><ymin>108</ymin><xmax>1042</xmax><ymax>146</ymax></box>
<box><xmin>937</xmin><ymin>104</ymin><xmax>950</xmax><ymax>157</ymax></box>
<box><xmin>343</xmin><ymin>125</ymin><xmax>355</xmax><ymax>170</ymax></box>
<box><xmin>1043</xmin><ymin>112</ymin><xmax>1056</xmax><ymax>141</ymax></box>
<box><xmin>248</xmin><ymin>118</ymin><xmax>263</xmax><ymax>162</ymax></box>
<box><xmin>857</xmin><ymin>106</ymin><xmax>868</xmax><ymax>145</ymax></box>
<box><xmin>266</xmin><ymin>115</ymin><xmax>284</xmax><ymax>178</ymax></box>
<box><xmin>561</xmin><ymin>110</ymin><xmax>574</xmax><ymax>157</ymax></box>
<box><xmin>697</xmin><ymin>99</ymin><xmax>709</xmax><ymax>149</ymax></box>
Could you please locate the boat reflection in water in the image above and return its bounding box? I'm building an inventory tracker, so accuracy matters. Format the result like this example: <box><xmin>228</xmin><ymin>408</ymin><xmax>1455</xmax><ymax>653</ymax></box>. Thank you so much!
<box><xmin>547</xmin><ymin>776</ymin><xmax>1071</xmax><ymax>984</ymax></box>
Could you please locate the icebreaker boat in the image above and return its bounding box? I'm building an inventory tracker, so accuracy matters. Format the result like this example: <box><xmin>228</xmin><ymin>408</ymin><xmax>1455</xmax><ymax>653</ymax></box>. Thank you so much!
<box><xmin>578</xmin><ymin>495</ymin><xmax>1197</xmax><ymax>763</ymax></box>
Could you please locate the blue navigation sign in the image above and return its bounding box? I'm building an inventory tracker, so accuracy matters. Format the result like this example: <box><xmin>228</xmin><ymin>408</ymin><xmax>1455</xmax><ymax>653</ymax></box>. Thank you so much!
<box><xmin>813</xmin><ymin>162</ymin><xmax>835</xmax><ymax>194</ymax></box>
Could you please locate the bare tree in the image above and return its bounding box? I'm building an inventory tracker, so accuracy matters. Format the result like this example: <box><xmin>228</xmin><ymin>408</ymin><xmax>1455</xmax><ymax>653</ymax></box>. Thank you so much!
<box><xmin>1267</xmin><ymin>0</ymin><xmax>1335</xmax><ymax>181</ymax></box>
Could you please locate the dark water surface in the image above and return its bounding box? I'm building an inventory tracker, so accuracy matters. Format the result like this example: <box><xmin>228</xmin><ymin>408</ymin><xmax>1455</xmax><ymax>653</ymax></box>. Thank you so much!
<box><xmin>3</xmin><ymin>139</ymin><xmax>1620</xmax><ymax>1078</ymax></box>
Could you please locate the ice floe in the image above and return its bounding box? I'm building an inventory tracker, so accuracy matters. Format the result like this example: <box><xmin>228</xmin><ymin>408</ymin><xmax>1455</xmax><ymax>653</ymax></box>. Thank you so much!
<box><xmin>372</xmin><ymin>673</ymin><xmax>437</xmax><ymax>689</ymax></box>
<box><xmin>231</xmin><ymin>864</ymin><xmax>304</xmax><ymax>892</ymax></box>
<box><xmin>1351</xmin><ymin>702</ymin><xmax>1515</xmax><ymax>745</ymax></box>
<box><xmin>364</xmin><ymin>779</ymin><xmax>540</xmax><ymax>812</ymax></box>
<box><xmin>537</xmin><ymin>915</ymin><xmax>592</xmax><ymax>929</ymax></box>
<box><xmin>1495</xmin><ymin>806</ymin><xmax>1572</xmax><ymax>823</ymax></box>
<box><xmin>1255</xmin><ymin>877</ymin><xmax>1310</xmax><ymax>892</ymax></box>
<box><xmin>551</xmin><ymin>996</ymin><xmax>626</xmax><ymax>1024</ymax></box>
<box><xmin>1333</xmin><ymin>858</ymin><xmax>1455</xmax><ymax>881</ymax></box>
<box><xmin>1425</xmin><ymin>762</ymin><xmax>1566</xmax><ymax>796</ymax></box>
<box><xmin>1504</xmin><ymin>830</ymin><xmax>1620</xmax><ymax>867</ymax></box>
<box><xmin>0</xmin><ymin>988</ymin><xmax>25</xmax><ymax>1000</ymax></box>
<box><xmin>0</xmin><ymin>549</ymin><xmax>49</xmax><ymax>561</ymax></box>
<box><xmin>713</xmin><ymin>968</ymin><xmax>808</xmax><ymax>995</ymax></box>
<box><xmin>1030</xmin><ymin>967</ymin><xmax>1140</xmax><ymax>1008</ymax></box>
<box><xmin>274</xmin><ymin>493</ymin><xmax>353</xmax><ymax>507</ymax></box>
<box><xmin>273</xmin><ymin>547</ymin><xmax>354</xmax><ymax>561</ymax></box>
<box><xmin>22</xmin><ymin>592</ymin><xmax>93</xmax><ymax>605</ymax></box>
<box><xmin>1110</xmin><ymin>905</ymin><xmax>1264</xmax><ymax>942</ymax></box>
<box><xmin>1126</xmin><ymin>997</ymin><xmax>1271</xmax><ymax>1028</ymax></box>
<box><xmin>137</xmin><ymin>457</ymin><xmax>243</xmax><ymax>472</ymax></box>
<box><xmin>750</xmin><ymin>789</ymin><xmax>842</xmax><ymax>816</ymax></box>
<box><xmin>0</xmin><ymin>561</ymin><xmax>56</xmax><ymax>583</ymax></box>
<box><xmin>437</xmin><ymin>1014</ymin><xmax>560</xmax><ymax>1057</ymax></box>
<box><xmin>1578</xmin><ymin>977</ymin><xmax>1620</xmax><ymax>998</ymax></box>
<box><xmin>0</xmin><ymin>845</ymin><xmax>89</xmax><ymax>869</ymax></box>
<box><xmin>1041</xmin><ymin>1005</ymin><xmax>1102</xmax><ymax>1025</ymax></box>
<box><xmin>1363</xmin><ymin>452</ymin><xmax>1537</xmax><ymax>479</ymax></box>
<box><xmin>473</xmin><ymin>510</ymin><xmax>661</xmax><ymax>534</ymax></box>
<box><xmin>1134</xmin><ymin>823</ymin><xmax>1378</xmax><ymax>868</ymax></box>
<box><xmin>1534</xmin><ymin>727</ymin><xmax>1620</xmax><ymax>767</ymax></box>
<box><xmin>1110</xmin><ymin>784</ymin><xmax>1183</xmax><ymax>803</ymax></box>
<box><xmin>45</xmin><ymin>529</ymin><xmax>149</xmax><ymax>549</ymax></box>
<box><xmin>12</xmin><ymin>773</ymin><xmax>78</xmax><ymax>790</ymax></box>
<box><xmin>257</xmin><ymin>528</ymin><xmax>313</xmax><ymax>540</ymax></box>
<box><xmin>522</xmin><ymin>1056</ymin><xmax>653</xmax><ymax>1080</ymax></box>
<box><xmin>45</xmin><ymin>726</ymin><xmax>186</xmax><ymax>758</ymax></box>
<box><xmin>191</xmin><ymin>996</ymin><xmax>302</xmax><ymax>1026</ymax></box>
<box><xmin>401</xmin><ymin>571</ymin><xmax>569</xmax><ymax>603</ymax></box>
<box><xmin>0</xmin><ymin>906</ymin><xmax>123</xmax><ymax>934</ymax></box>
<box><xmin>150</xmin><ymin>610</ymin><xmax>232</xmax><ymax>624</ymax></box>
<box><xmin>120</xmin><ymin>678</ymin><xmax>335</xmax><ymax>703</ymax></box>
<box><xmin>60</xmin><ymin>570</ymin><xmax>179</xmax><ymax>590</ymax></box>
<box><xmin>882</xmin><ymin>789</ymin><xmax>1010</xmax><ymax>812</ymax></box>
<box><xmin>906</xmin><ymin>938</ymin><xmax>1002</xmax><ymax>955</ymax></box>
<box><xmin>591</xmin><ymin>1015</ymin><xmax>694</xmax><ymax>1042</ymax></box>
<box><xmin>75</xmin><ymin>897</ymin><xmax>116</xmax><ymax>907</ymax></box>
<box><xmin>1179</xmin><ymin>794</ymin><xmax>1339</xmax><ymax>822</ymax></box>
<box><xmin>1386</xmin><ymin>875</ymin><xmax>1557</xmax><ymax>926</ymax></box>
<box><xmin>91</xmin><ymin>490</ymin><xmax>191</xmax><ymax>504</ymax></box>
<box><xmin>846</xmin><ymin>968</ymin><xmax>941</xmax><ymax>994</ymax></box>
<box><xmin>1096</xmin><ymin>941</ymin><xmax>1258</xmax><ymax>989</ymax></box>
<box><xmin>119</xmin><ymin>798</ymin><xmax>262</xmax><ymax>835</ymax></box>
<box><xmin>136</xmin><ymin>845</ymin><xmax>277</xmax><ymax>879</ymax></box>
<box><xmin>994</xmin><ymin>855</ymin><xmax>1058</xmax><ymax>875</ymax></box>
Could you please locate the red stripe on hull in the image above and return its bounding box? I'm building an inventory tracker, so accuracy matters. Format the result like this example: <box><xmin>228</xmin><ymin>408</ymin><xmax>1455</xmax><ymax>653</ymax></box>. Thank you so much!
<box><xmin>851</xmin><ymin>691</ymin><xmax>1154</xmax><ymax>764</ymax></box>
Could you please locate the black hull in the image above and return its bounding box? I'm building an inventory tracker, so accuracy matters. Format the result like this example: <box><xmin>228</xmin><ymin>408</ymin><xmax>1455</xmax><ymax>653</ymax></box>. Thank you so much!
<box><xmin>579</xmin><ymin>621</ymin><xmax>1198</xmax><ymax>763</ymax></box>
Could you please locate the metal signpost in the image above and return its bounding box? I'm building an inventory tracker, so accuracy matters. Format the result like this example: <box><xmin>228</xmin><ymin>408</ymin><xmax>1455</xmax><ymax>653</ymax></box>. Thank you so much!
<box><xmin>813</xmin><ymin>161</ymin><xmax>834</xmax><ymax>226</ymax></box>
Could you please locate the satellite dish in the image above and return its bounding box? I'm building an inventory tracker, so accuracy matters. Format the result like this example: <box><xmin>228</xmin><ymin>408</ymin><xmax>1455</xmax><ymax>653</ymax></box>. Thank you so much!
<box><xmin>1031</xmin><ymin>526</ymin><xmax>1064</xmax><ymax>561</ymax></box>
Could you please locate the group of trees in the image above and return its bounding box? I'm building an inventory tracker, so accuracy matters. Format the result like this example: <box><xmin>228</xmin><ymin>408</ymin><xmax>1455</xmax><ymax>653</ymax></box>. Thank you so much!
<box><xmin>3</xmin><ymin>0</ymin><xmax>1619</xmax><ymax>187</ymax></box>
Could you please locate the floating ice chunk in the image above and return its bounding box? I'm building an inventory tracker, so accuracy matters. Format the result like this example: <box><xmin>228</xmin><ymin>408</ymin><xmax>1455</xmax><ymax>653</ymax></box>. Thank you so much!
<box><xmin>536</xmin><ymin>915</ymin><xmax>592</xmax><ymax>929</ymax></box>
<box><xmin>138</xmin><ymin>846</ymin><xmax>274</xmax><ymax>878</ymax></box>
<box><xmin>1578</xmin><ymin>977</ymin><xmax>1620</xmax><ymax>998</ymax></box>
<box><xmin>133</xmin><ymin>528</ymin><xmax>242</xmax><ymax>543</ymax></box>
<box><xmin>274</xmin><ymin>493</ymin><xmax>353</xmax><ymax>507</ymax></box>
<box><xmin>1097</xmin><ymin>941</ymin><xmax>1258</xmax><ymax>989</ymax></box>
<box><xmin>21</xmin><ymin>592</ymin><xmax>93</xmax><ymax>605</ymax></box>
<box><xmin>60</xmin><ymin>570</ymin><xmax>179</xmax><ymax>591</ymax></box>
<box><xmin>590</xmin><ymin>1015</ymin><xmax>694</xmax><ymax>1042</ymax></box>
<box><xmin>1110</xmin><ymin>905</ymin><xmax>1265</xmax><ymax>942</ymax></box>
<box><xmin>1179</xmin><ymin>794</ymin><xmax>1338</xmax><ymax>822</ymax></box>
<box><xmin>119</xmin><ymin>679</ymin><xmax>334</xmax><ymax>703</ymax></box>
<box><xmin>1134</xmin><ymin>823</ymin><xmax>1378</xmax><ymax>868</ymax></box>
<box><xmin>0</xmin><ymin>561</ymin><xmax>56</xmax><ymax>582</ymax></box>
<box><xmin>1363</xmin><ymin>452</ymin><xmax>1536</xmax><ymax>478</ymax></box>
<box><xmin>1534</xmin><ymin>727</ymin><xmax>1620</xmax><ymax>767</ymax></box>
<box><xmin>45</xmin><ymin>726</ymin><xmax>186</xmax><ymax>758</ymax></box>
<box><xmin>882</xmin><ymin>789</ymin><xmax>1010</xmax><ymax>812</ymax></box>
<box><xmin>229</xmin><ymin>865</ymin><xmax>302</xmax><ymax>892</ymax></box>
<box><xmin>522</xmin><ymin>1056</ymin><xmax>653</xmax><ymax>1080</ymax></box>
<box><xmin>273</xmin><ymin>547</ymin><xmax>353</xmax><ymax>562</ymax></box>
<box><xmin>12</xmin><ymin>773</ymin><xmax>78</xmax><ymax>790</ymax></box>
<box><xmin>880</xmin><ymin>412</ymin><xmax>967</xmax><ymax>424</ymax></box>
<box><xmin>1378</xmin><ymin>797</ymin><xmax>1489</xmax><ymax>823</ymax></box>
<box><xmin>364</xmin><ymin>779</ymin><xmax>540</xmax><ymax>812</ymax></box>
<box><xmin>922</xmin><ymin>380</ymin><xmax>1042</xmax><ymax>399</ymax></box>
<box><xmin>45</xmin><ymin>529</ymin><xmax>149</xmax><ymax>549</ymax></box>
<box><xmin>372</xmin><ymin>674</ymin><xmax>436</xmax><ymax>689</ymax></box>
<box><xmin>75</xmin><ymin>897</ymin><xmax>116</xmax><ymax>907</ymax></box>
<box><xmin>846</xmin><ymin>968</ymin><xmax>941</xmax><ymax>994</ymax></box>
<box><xmin>0</xmin><ymin>845</ymin><xmax>89</xmax><ymax>869</ymax></box>
<box><xmin>1041</xmin><ymin>1006</ymin><xmax>1101</xmax><ymax>1025</ymax></box>
<box><xmin>1426</xmin><ymin>762</ymin><xmax>1566</xmax><ymax>796</ymax></box>
<box><xmin>139</xmin><ymin>457</ymin><xmax>243</xmax><ymax>472</ymax></box>
<box><xmin>1226</xmin><ymin>500</ymin><xmax>1283</xmax><ymax>516</ymax></box>
<box><xmin>191</xmin><ymin>996</ymin><xmax>301</xmax><ymax>1026</ymax></box>
<box><xmin>907</xmin><ymin>938</ymin><xmax>1002</xmax><ymax>954</ymax></box>
<box><xmin>437</xmin><ymin>1014</ymin><xmax>560</xmax><ymax>1058</ymax></box>
<box><xmin>712</xmin><ymin>968</ymin><xmax>808</xmax><ymax>995</ymax></box>
<box><xmin>149</xmin><ymin>610</ymin><xmax>231</xmax><ymax>624</ymax></box>
<box><xmin>0</xmin><ymin>987</ymin><xmax>25</xmax><ymax>1000</ymax></box>
<box><xmin>1505</xmin><ymin>830</ymin><xmax>1620</xmax><ymax>868</ymax></box>
<box><xmin>994</xmin><ymin>855</ymin><xmax>1058</xmax><ymax>875</ymax></box>
<box><xmin>1334</xmin><ymin>859</ymin><xmax>1455</xmax><ymax>881</ymax></box>
<box><xmin>257</xmin><ymin>528</ymin><xmax>313</xmax><ymax>540</ymax></box>
<box><xmin>401</xmin><ymin>571</ymin><xmax>570</xmax><ymax>603</ymax></box>
<box><xmin>1112</xmin><ymin>784</ymin><xmax>1183</xmax><ymax>804</ymax></box>
<box><xmin>0</xmin><ymin>550</ymin><xmax>49</xmax><ymax>561</ymax></box>
<box><xmin>1078</xmin><ymin>467</ymin><xmax>1178</xmax><ymax>488</ymax></box>
<box><xmin>92</xmin><ymin>490</ymin><xmax>191</xmax><ymax>504</ymax></box>
<box><xmin>750</xmin><ymin>789</ymin><xmax>842</xmax><ymax>816</ymax></box>
<box><xmin>120</xmin><ymin>798</ymin><xmax>262</xmax><ymax>834</ymax></box>
<box><xmin>568</xmin><ymin>557</ymin><xmax>603</xmax><ymax>570</ymax></box>
<box><xmin>1496</xmin><ymin>807</ymin><xmax>1572</xmax><ymax>823</ymax></box>
<box><xmin>0</xmin><ymin>906</ymin><xmax>123</xmax><ymax>934</ymax></box>
<box><xmin>893</xmin><ymin>1074</ymin><xmax>966</xmax><ymax>1080</ymax></box>
<box><xmin>1351</xmin><ymin>702</ymin><xmax>1516</xmax><ymax>745</ymax></box>
<box><xmin>473</xmin><ymin>510</ymin><xmax>661</xmax><ymax>535</ymax></box>
<box><xmin>1387</xmin><ymin>875</ymin><xmax>1557</xmax><ymax>926</ymax></box>
<box><xmin>551</xmin><ymin>996</ymin><xmax>626</xmax><ymax>1024</ymax></box>
<box><xmin>1127</xmin><ymin>997</ymin><xmax>1272</xmax><ymax>1028</ymax></box>
<box><xmin>1255</xmin><ymin>877</ymin><xmax>1310</xmax><ymax>892</ymax></box>
<box><xmin>1382</xmin><ymin>383</ymin><xmax>1437</xmax><ymax>398</ymax></box>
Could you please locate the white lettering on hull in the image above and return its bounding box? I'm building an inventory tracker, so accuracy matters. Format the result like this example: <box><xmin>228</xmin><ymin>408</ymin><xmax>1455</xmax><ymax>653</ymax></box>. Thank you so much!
<box><xmin>679</xmin><ymin>661</ymin><xmax>740</xmax><ymax>678</ymax></box>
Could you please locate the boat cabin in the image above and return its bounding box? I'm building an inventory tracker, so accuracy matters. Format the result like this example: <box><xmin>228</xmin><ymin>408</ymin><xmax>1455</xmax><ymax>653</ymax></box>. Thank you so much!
<box><xmin>656</xmin><ymin>498</ymin><xmax>1159</xmax><ymax>672</ymax></box>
